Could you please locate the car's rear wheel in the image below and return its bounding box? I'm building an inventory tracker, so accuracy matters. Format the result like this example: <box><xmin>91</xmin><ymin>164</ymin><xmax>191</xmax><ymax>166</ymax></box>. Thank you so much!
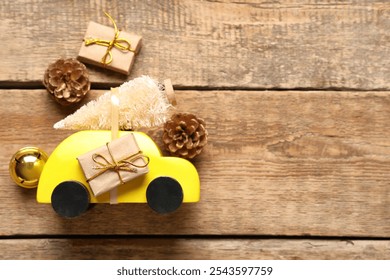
<box><xmin>146</xmin><ymin>177</ymin><xmax>183</xmax><ymax>214</ymax></box>
<box><xmin>51</xmin><ymin>181</ymin><xmax>90</xmax><ymax>218</ymax></box>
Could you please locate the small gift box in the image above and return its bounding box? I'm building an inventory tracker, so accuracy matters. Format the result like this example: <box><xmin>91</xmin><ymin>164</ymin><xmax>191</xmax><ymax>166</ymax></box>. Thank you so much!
<box><xmin>77</xmin><ymin>13</ymin><xmax>142</xmax><ymax>75</ymax></box>
<box><xmin>77</xmin><ymin>133</ymin><xmax>149</xmax><ymax>197</ymax></box>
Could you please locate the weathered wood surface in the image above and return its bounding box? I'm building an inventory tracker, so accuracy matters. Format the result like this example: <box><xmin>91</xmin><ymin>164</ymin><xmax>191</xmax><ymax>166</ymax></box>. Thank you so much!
<box><xmin>0</xmin><ymin>0</ymin><xmax>389</xmax><ymax>89</ymax></box>
<box><xmin>1</xmin><ymin>90</ymin><xmax>389</xmax><ymax>238</ymax></box>
<box><xmin>1</xmin><ymin>0</ymin><xmax>389</xmax><ymax>260</ymax></box>
<box><xmin>0</xmin><ymin>239</ymin><xmax>389</xmax><ymax>260</ymax></box>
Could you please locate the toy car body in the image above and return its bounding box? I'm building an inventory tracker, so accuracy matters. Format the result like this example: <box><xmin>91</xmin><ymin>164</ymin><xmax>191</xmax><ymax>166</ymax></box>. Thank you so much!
<box><xmin>37</xmin><ymin>130</ymin><xmax>200</xmax><ymax>217</ymax></box>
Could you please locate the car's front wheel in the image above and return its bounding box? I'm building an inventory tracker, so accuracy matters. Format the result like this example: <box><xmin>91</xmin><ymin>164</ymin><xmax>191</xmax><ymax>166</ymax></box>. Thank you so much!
<box><xmin>146</xmin><ymin>177</ymin><xmax>183</xmax><ymax>214</ymax></box>
<box><xmin>51</xmin><ymin>181</ymin><xmax>90</xmax><ymax>218</ymax></box>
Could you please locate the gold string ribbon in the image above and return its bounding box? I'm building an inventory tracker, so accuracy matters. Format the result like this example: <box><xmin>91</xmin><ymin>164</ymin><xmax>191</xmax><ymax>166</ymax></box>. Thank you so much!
<box><xmin>84</xmin><ymin>12</ymin><xmax>135</xmax><ymax>65</ymax></box>
<box><xmin>87</xmin><ymin>142</ymin><xmax>149</xmax><ymax>184</ymax></box>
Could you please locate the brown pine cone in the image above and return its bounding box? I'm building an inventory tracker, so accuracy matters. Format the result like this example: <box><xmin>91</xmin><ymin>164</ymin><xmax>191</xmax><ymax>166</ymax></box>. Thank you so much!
<box><xmin>43</xmin><ymin>58</ymin><xmax>90</xmax><ymax>106</ymax></box>
<box><xmin>162</xmin><ymin>113</ymin><xmax>208</xmax><ymax>159</ymax></box>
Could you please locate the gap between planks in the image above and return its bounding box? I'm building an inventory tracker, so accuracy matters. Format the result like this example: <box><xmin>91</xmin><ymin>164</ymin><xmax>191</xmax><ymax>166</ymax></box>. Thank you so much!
<box><xmin>0</xmin><ymin>81</ymin><xmax>389</xmax><ymax>92</ymax></box>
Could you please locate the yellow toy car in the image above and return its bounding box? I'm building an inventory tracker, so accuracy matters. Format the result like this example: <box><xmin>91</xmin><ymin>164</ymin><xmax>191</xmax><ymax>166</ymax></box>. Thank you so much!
<box><xmin>36</xmin><ymin>130</ymin><xmax>200</xmax><ymax>217</ymax></box>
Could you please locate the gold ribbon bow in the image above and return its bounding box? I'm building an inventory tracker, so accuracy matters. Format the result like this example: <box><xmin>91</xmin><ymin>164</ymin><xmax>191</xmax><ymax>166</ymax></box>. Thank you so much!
<box><xmin>84</xmin><ymin>12</ymin><xmax>135</xmax><ymax>65</ymax></box>
<box><xmin>87</xmin><ymin>142</ymin><xmax>149</xmax><ymax>184</ymax></box>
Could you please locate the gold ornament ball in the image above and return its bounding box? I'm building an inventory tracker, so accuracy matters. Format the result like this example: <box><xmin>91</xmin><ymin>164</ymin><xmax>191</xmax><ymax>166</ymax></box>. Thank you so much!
<box><xmin>9</xmin><ymin>147</ymin><xmax>48</xmax><ymax>189</ymax></box>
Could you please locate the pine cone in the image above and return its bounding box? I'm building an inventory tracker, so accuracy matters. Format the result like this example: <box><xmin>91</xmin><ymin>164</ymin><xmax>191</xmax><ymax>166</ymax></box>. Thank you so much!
<box><xmin>162</xmin><ymin>113</ymin><xmax>208</xmax><ymax>159</ymax></box>
<box><xmin>43</xmin><ymin>58</ymin><xmax>90</xmax><ymax>106</ymax></box>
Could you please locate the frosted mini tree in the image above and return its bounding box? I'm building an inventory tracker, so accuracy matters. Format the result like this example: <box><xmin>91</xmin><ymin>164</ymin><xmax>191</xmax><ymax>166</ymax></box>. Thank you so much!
<box><xmin>54</xmin><ymin>76</ymin><xmax>175</xmax><ymax>131</ymax></box>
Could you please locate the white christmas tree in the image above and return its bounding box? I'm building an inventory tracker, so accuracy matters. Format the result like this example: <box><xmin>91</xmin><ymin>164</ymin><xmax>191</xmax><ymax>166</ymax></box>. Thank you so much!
<box><xmin>54</xmin><ymin>76</ymin><xmax>175</xmax><ymax>130</ymax></box>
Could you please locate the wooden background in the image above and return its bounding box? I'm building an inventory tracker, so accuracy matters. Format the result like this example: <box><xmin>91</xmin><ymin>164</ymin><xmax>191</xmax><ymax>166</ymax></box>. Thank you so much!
<box><xmin>0</xmin><ymin>0</ymin><xmax>389</xmax><ymax>259</ymax></box>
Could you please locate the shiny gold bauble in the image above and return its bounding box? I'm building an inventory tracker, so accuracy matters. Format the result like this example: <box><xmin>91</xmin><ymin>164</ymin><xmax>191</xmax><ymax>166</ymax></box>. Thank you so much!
<box><xmin>9</xmin><ymin>147</ymin><xmax>48</xmax><ymax>189</ymax></box>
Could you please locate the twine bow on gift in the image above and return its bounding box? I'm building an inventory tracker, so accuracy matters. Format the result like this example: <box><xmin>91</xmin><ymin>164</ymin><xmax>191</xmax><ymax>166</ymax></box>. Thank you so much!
<box><xmin>84</xmin><ymin>12</ymin><xmax>135</xmax><ymax>65</ymax></box>
<box><xmin>87</xmin><ymin>142</ymin><xmax>150</xmax><ymax>184</ymax></box>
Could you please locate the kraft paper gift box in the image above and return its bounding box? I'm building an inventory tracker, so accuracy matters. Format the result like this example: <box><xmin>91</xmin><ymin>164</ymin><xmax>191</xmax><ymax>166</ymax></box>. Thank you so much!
<box><xmin>77</xmin><ymin>133</ymin><xmax>149</xmax><ymax>197</ymax></box>
<box><xmin>77</xmin><ymin>21</ymin><xmax>142</xmax><ymax>75</ymax></box>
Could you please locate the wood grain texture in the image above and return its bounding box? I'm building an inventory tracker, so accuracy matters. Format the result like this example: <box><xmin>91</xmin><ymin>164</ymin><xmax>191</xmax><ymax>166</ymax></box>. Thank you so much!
<box><xmin>1</xmin><ymin>89</ymin><xmax>389</xmax><ymax>237</ymax></box>
<box><xmin>0</xmin><ymin>238</ymin><xmax>389</xmax><ymax>260</ymax></box>
<box><xmin>0</xmin><ymin>0</ymin><xmax>389</xmax><ymax>89</ymax></box>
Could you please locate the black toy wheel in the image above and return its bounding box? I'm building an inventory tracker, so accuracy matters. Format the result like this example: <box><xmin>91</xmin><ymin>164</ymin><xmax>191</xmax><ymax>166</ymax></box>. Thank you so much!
<box><xmin>146</xmin><ymin>177</ymin><xmax>183</xmax><ymax>214</ymax></box>
<box><xmin>51</xmin><ymin>181</ymin><xmax>90</xmax><ymax>218</ymax></box>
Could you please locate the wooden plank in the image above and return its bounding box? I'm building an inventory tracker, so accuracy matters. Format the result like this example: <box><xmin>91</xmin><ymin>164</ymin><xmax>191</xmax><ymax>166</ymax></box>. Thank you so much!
<box><xmin>0</xmin><ymin>89</ymin><xmax>389</xmax><ymax>237</ymax></box>
<box><xmin>0</xmin><ymin>0</ymin><xmax>389</xmax><ymax>89</ymax></box>
<box><xmin>0</xmin><ymin>238</ymin><xmax>389</xmax><ymax>259</ymax></box>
